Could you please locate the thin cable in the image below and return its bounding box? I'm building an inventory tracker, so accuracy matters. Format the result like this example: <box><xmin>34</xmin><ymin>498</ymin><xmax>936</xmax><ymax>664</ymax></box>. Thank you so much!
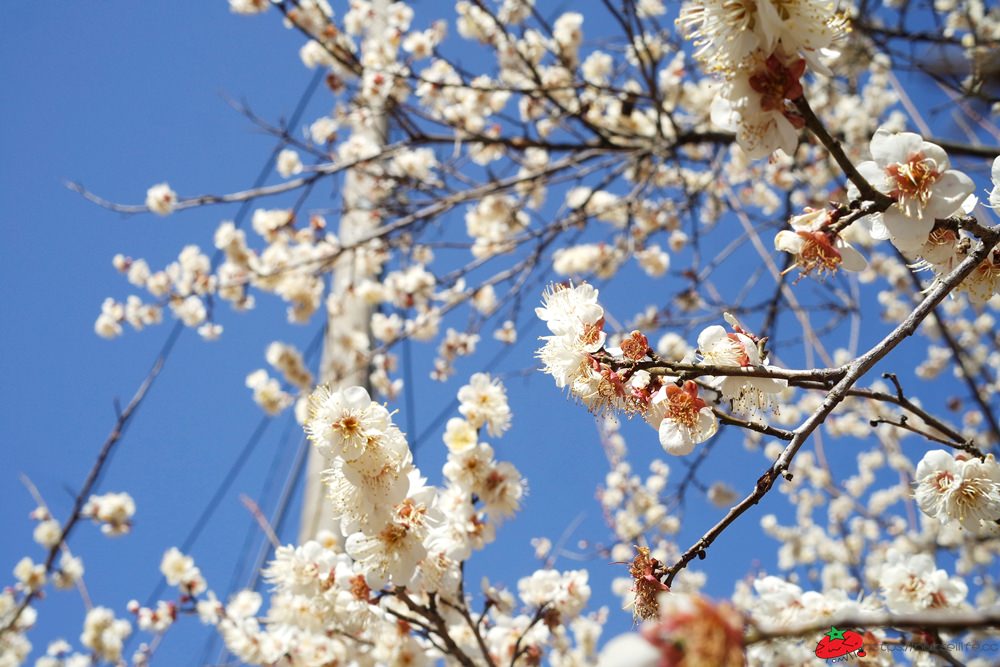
<box><xmin>139</xmin><ymin>69</ymin><xmax>327</xmax><ymax>613</ymax></box>
<box><xmin>201</xmin><ymin>323</ymin><xmax>327</xmax><ymax>665</ymax></box>
<box><xmin>249</xmin><ymin>436</ymin><xmax>310</xmax><ymax>590</ymax></box>
<box><xmin>195</xmin><ymin>413</ymin><xmax>300</xmax><ymax>667</ymax></box>
<box><xmin>223</xmin><ymin>323</ymin><xmax>326</xmax><ymax>595</ymax></box>
<box><xmin>95</xmin><ymin>319</ymin><xmax>184</xmax><ymax>489</ymax></box>
<box><xmin>204</xmin><ymin>437</ymin><xmax>311</xmax><ymax>667</ymax></box>
<box><xmin>143</xmin><ymin>413</ymin><xmax>272</xmax><ymax>607</ymax></box>
<box><xmin>226</xmin><ymin>413</ymin><xmax>299</xmax><ymax>593</ymax></box>
<box><xmin>402</xmin><ymin>324</ymin><xmax>418</xmax><ymax>462</ymax></box>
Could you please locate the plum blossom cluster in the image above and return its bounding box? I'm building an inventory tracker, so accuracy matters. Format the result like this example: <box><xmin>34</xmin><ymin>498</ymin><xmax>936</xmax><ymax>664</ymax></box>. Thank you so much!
<box><xmin>80</xmin><ymin>492</ymin><xmax>136</xmax><ymax>537</ymax></box>
<box><xmin>1</xmin><ymin>493</ymin><xmax>134</xmax><ymax>666</ymax></box>
<box><xmin>679</xmin><ymin>0</ymin><xmax>847</xmax><ymax>157</ymax></box>
<box><xmin>123</xmin><ymin>377</ymin><xmax>619</xmax><ymax>666</ymax></box>
<box><xmin>537</xmin><ymin>284</ymin><xmax>788</xmax><ymax>455</ymax></box>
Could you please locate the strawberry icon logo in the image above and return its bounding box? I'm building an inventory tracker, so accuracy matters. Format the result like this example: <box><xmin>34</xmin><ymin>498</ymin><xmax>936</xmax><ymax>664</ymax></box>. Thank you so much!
<box><xmin>814</xmin><ymin>626</ymin><xmax>866</xmax><ymax>659</ymax></box>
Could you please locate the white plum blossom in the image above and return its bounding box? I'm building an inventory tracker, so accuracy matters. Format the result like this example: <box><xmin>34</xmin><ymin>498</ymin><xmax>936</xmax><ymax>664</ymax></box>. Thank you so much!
<box><xmin>677</xmin><ymin>0</ymin><xmax>845</xmax><ymax>73</ymax></box>
<box><xmin>596</xmin><ymin>633</ymin><xmax>659</xmax><ymax>667</ymax></box>
<box><xmin>645</xmin><ymin>381</ymin><xmax>718</xmax><ymax>455</ymax></box>
<box><xmin>229</xmin><ymin>0</ymin><xmax>269</xmax><ymax>14</ymax></box>
<box><xmin>710</xmin><ymin>52</ymin><xmax>807</xmax><ymax>159</ymax></box>
<box><xmin>145</xmin><ymin>182</ymin><xmax>177</xmax><ymax>216</ymax></box>
<box><xmin>855</xmin><ymin>128</ymin><xmax>975</xmax><ymax>252</ymax></box>
<box><xmin>774</xmin><ymin>208</ymin><xmax>866</xmax><ymax>277</ymax></box>
<box><xmin>457</xmin><ymin>372</ymin><xmax>511</xmax><ymax>437</ymax></box>
<box><xmin>536</xmin><ymin>283</ymin><xmax>606</xmax><ymax>389</ymax></box>
<box><xmin>80</xmin><ymin>607</ymin><xmax>132</xmax><ymax>664</ymax></box>
<box><xmin>81</xmin><ymin>492</ymin><xmax>135</xmax><ymax>536</ymax></box>
<box><xmin>345</xmin><ymin>489</ymin><xmax>440</xmax><ymax>588</ymax></box>
<box><xmin>878</xmin><ymin>550</ymin><xmax>968</xmax><ymax>613</ymax></box>
<box><xmin>276</xmin><ymin>149</ymin><xmax>304</xmax><ymax>178</ymax></box>
<box><xmin>518</xmin><ymin>568</ymin><xmax>591</xmax><ymax>619</ymax></box>
<box><xmin>305</xmin><ymin>385</ymin><xmax>391</xmax><ymax>461</ymax></box>
<box><xmin>32</xmin><ymin>519</ymin><xmax>61</xmax><ymax>548</ymax></box>
<box><xmin>442</xmin><ymin>417</ymin><xmax>477</xmax><ymax>454</ymax></box>
<box><xmin>696</xmin><ymin>314</ymin><xmax>785</xmax><ymax>420</ymax></box>
<box><xmin>245</xmin><ymin>369</ymin><xmax>293</xmax><ymax>416</ymax></box>
<box><xmin>913</xmin><ymin>450</ymin><xmax>1000</xmax><ymax>532</ymax></box>
<box><xmin>160</xmin><ymin>547</ymin><xmax>206</xmax><ymax>596</ymax></box>
<box><xmin>13</xmin><ymin>558</ymin><xmax>46</xmax><ymax>592</ymax></box>
<box><xmin>53</xmin><ymin>553</ymin><xmax>84</xmax><ymax>590</ymax></box>
<box><xmin>321</xmin><ymin>435</ymin><xmax>413</xmax><ymax>534</ymax></box>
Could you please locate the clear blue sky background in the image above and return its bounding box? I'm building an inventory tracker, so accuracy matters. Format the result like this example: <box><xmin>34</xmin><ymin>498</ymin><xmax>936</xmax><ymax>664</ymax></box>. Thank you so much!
<box><xmin>2</xmin><ymin>2</ymin><xmax>996</xmax><ymax>666</ymax></box>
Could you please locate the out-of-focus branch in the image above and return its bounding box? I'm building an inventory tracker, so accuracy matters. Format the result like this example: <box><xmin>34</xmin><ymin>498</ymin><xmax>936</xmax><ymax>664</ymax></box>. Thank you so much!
<box><xmin>746</xmin><ymin>610</ymin><xmax>1000</xmax><ymax>644</ymax></box>
<box><xmin>0</xmin><ymin>345</ymin><xmax>172</xmax><ymax>636</ymax></box>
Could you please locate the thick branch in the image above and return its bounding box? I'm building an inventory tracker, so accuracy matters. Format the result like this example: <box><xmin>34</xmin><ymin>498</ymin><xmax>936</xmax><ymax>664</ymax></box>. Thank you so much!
<box><xmin>663</xmin><ymin>224</ymin><xmax>1000</xmax><ymax>586</ymax></box>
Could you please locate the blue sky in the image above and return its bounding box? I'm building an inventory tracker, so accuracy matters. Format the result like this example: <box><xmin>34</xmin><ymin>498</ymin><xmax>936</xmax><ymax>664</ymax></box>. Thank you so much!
<box><xmin>2</xmin><ymin>2</ymin><xmax>997</xmax><ymax>666</ymax></box>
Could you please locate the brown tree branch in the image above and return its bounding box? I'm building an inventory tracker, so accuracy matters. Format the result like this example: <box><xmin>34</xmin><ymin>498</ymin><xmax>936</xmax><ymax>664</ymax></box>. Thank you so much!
<box><xmin>662</xmin><ymin>224</ymin><xmax>1000</xmax><ymax>586</ymax></box>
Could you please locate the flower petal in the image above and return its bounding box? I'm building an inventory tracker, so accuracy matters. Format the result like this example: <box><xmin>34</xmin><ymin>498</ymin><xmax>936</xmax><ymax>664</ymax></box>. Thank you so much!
<box><xmin>856</xmin><ymin>160</ymin><xmax>888</xmax><ymax>196</ymax></box>
<box><xmin>870</xmin><ymin>129</ymin><xmax>923</xmax><ymax>166</ymax></box>
<box><xmin>658</xmin><ymin>419</ymin><xmax>695</xmax><ymax>455</ymax></box>
<box><xmin>924</xmin><ymin>169</ymin><xmax>975</xmax><ymax>219</ymax></box>
<box><xmin>774</xmin><ymin>230</ymin><xmax>804</xmax><ymax>254</ymax></box>
<box><xmin>883</xmin><ymin>208</ymin><xmax>934</xmax><ymax>252</ymax></box>
<box><xmin>696</xmin><ymin>325</ymin><xmax>727</xmax><ymax>352</ymax></box>
<box><xmin>836</xmin><ymin>241</ymin><xmax>867</xmax><ymax>271</ymax></box>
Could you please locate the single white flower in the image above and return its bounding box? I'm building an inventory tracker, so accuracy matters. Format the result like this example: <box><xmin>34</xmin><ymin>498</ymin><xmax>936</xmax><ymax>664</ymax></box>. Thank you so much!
<box><xmin>677</xmin><ymin>0</ymin><xmax>843</xmax><ymax>73</ymax></box>
<box><xmin>229</xmin><ymin>0</ymin><xmax>269</xmax><ymax>14</ymax></box>
<box><xmin>914</xmin><ymin>450</ymin><xmax>1000</xmax><ymax>531</ymax></box>
<box><xmin>457</xmin><ymin>373</ymin><xmax>511</xmax><ymax>437</ymax></box>
<box><xmin>696</xmin><ymin>314</ymin><xmax>785</xmax><ymax>420</ymax></box>
<box><xmin>879</xmin><ymin>549</ymin><xmax>967</xmax><ymax>613</ymax></box>
<box><xmin>536</xmin><ymin>282</ymin><xmax>607</xmax><ymax>389</ymax></box>
<box><xmin>145</xmin><ymin>183</ymin><xmax>177</xmax><ymax>216</ymax></box>
<box><xmin>345</xmin><ymin>494</ymin><xmax>437</xmax><ymax>589</ymax></box>
<box><xmin>81</xmin><ymin>607</ymin><xmax>132</xmax><ymax>663</ymax></box>
<box><xmin>646</xmin><ymin>381</ymin><xmax>717</xmax><ymax>455</ymax></box>
<box><xmin>276</xmin><ymin>149</ymin><xmax>303</xmax><ymax>178</ymax></box>
<box><xmin>774</xmin><ymin>208</ymin><xmax>866</xmax><ymax>277</ymax></box>
<box><xmin>442</xmin><ymin>417</ymin><xmax>477</xmax><ymax>454</ymax></box>
<box><xmin>710</xmin><ymin>53</ymin><xmax>806</xmax><ymax>159</ymax></box>
<box><xmin>855</xmin><ymin>128</ymin><xmax>974</xmax><ymax>252</ymax></box>
<box><xmin>305</xmin><ymin>385</ymin><xmax>391</xmax><ymax>462</ymax></box>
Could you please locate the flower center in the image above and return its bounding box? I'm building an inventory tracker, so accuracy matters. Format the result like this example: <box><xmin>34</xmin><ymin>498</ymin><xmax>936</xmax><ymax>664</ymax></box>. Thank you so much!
<box><xmin>747</xmin><ymin>54</ymin><xmax>805</xmax><ymax>125</ymax></box>
<box><xmin>581</xmin><ymin>320</ymin><xmax>604</xmax><ymax>348</ymax></box>
<box><xmin>395</xmin><ymin>498</ymin><xmax>427</xmax><ymax>527</ymax></box>
<box><xmin>332</xmin><ymin>414</ymin><xmax>362</xmax><ymax>438</ymax></box>
<box><xmin>887</xmin><ymin>153</ymin><xmax>940</xmax><ymax>208</ymax></box>
<box><xmin>484</xmin><ymin>469</ymin><xmax>505</xmax><ymax>492</ymax></box>
<box><xmin>796</xmin><ymin>231</ymin><xmax>843</xmax><ymax>275</ymax></box>
<box><xmin>724</xmin><ymin>334</ymin><xmax>752</xmax><ymax>366</ymax></box>
<box><xmin>665</xmin><ymin>382</ymin><xmax>707</xmax><ymax>428</ymax></box>
<box><xmin>379</xmin><ymin>523</ymin><xmax>408</xmax><ymax>547</ymax></box>
<box><xmin>933</xmin><ymin>471</ymin><xmax>956</xmax><ymax>493</ymax></box>
<box><xmin>350</xmin><ymin>574</ymin><xmax>371</xmax><ymax>601</ymax></box>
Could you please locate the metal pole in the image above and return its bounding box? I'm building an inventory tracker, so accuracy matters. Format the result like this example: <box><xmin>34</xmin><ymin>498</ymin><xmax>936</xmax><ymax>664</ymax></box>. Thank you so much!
<box><xmin>299</xmin><ymin>0</ymin><xmax>390</xmax><ymax>541</ymax></box>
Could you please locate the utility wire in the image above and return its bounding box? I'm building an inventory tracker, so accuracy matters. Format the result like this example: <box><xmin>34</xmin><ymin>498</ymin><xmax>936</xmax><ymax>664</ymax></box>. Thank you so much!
<box><xmin>200</xmin><ymin>323</ymin><xmax>326</xmax><ymax>665</ymax></box>
<box><xmin>130</xmin><ymin>66</ymin><xmax>326</xmax><ymax>627</ymax></box>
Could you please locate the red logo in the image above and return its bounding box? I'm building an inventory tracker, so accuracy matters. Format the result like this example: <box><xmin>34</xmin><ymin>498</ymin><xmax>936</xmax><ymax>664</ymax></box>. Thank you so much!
<box><xmin>814</xmin><ymin>626</ymin><xmax>866</xmax><ymax>660</ymax></box>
